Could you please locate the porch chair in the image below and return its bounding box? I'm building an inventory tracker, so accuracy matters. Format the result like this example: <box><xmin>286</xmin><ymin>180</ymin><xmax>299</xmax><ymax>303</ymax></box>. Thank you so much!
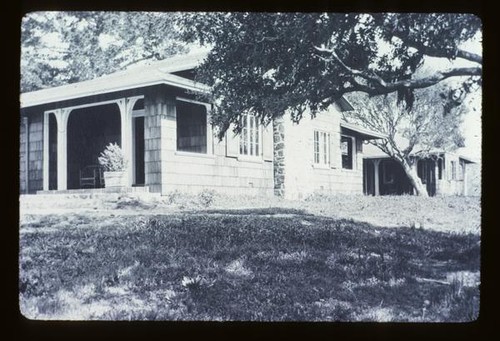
<box><xmin>79</xmin><ymin>165</ymin><xmax>104</xmax><ymax>188</ymax></box>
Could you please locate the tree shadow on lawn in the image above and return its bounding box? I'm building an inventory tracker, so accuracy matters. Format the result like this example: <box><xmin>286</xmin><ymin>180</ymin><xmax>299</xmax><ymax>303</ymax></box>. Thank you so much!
<box><xmin>19</xmin><ymin>210</ymin><xmax>480</xmax><ymax>321</ymax></box>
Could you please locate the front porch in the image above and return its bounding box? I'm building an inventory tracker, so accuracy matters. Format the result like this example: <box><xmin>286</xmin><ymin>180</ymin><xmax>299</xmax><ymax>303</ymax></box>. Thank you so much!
<box><xmin>40</xmin><ymin>96</ymin><xmax>145</xmax><ymax>192</ymax></box>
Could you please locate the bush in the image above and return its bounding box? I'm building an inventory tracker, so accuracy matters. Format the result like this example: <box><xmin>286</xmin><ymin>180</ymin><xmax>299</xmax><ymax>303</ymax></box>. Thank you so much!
<box><xmin>198</xmin><ymin>190</ymin><xmax>216</xmax><ymax>208</ymax></box>
<box><xmin>98</xmin><ymin>143</ymin><xmax>127</xmax><ymax>172</ymax></box>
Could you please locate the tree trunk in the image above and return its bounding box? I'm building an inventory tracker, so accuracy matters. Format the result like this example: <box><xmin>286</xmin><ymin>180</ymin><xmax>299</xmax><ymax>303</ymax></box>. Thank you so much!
<box><xmin>401</xmin><ymin>159</ymin><xmax>429</xmax><ymax>197</ymax></box>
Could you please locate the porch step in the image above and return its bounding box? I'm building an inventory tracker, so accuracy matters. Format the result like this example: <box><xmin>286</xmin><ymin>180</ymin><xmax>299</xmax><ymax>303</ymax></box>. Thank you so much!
<box><xmin>36</xmin><ymin>186</ymin><xmax>152</xmax><ymax>195</ymax></box>
<box><xmin>21</xmin><ymin>187</ymin><xmax>162</xmax><ymax>211</ymax></box>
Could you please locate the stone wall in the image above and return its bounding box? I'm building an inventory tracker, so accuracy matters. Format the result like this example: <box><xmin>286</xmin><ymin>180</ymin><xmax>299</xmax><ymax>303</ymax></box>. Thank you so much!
<box><xmin>273</xmin><ymin>116</ymin><xmax>285</xmax><ymax>197</ymax></box>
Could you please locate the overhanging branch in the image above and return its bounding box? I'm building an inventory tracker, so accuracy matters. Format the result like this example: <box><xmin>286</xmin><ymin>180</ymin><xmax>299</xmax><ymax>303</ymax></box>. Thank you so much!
<box><xmin>315</xmin><ymin>45</ymin><xmax>481</xmax><ymax>97</ymax></box>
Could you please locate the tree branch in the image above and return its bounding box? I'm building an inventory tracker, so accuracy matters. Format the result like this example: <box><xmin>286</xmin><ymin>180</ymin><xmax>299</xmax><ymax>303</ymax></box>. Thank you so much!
<box><xmin>315</xmin><ymin>45</ymin><xmax>481</xmax><ymax>98</ymax></box>
<box><xmin>390</xmin><ymin>31</ymin><xmax>482</xmax><ymax>64</ymax></box>
<box><xmin>456</xmin><ymin>49</ymin><xmax>482</xmax><ymax>64</ymax></box>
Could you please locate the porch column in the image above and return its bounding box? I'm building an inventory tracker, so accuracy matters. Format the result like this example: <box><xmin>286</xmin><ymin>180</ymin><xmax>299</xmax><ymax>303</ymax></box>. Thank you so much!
<box><xmin>434</xmin><ymin>161</ymin><xmax>439</xmax><ymax>195</ymax></box>
<box><xmin>373</xmin><ymin>159</ymin><xmax>381</xmax><ymax>196</ymax></box>
<box><xmin>55</xmin><ymin>109</ymin><xmax>71</xmax><ymax>191</ymax></box>
<box><xmin>42</xmin><ymin>112</ymin><xmax>50</xmax><ymax>191</ymax></box>
<box><xmin>118</xmin><ymin>97</ymin><xmax>142</xmax><ymax>187</ymax></box>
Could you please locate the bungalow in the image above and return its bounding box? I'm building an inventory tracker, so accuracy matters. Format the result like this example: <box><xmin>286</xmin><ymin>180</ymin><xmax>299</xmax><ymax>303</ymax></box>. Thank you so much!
<box><xmin>362</xmin><ymin>143</ymin><xmax>476</xmax><ymax>197</ymax></box>
<box><xmin>19</xmin><ymin>52</ymin><xmax>385</xmax><ymax>199</ymax></box>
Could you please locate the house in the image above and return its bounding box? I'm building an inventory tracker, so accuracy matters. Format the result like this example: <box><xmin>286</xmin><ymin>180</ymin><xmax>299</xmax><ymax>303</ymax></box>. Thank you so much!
<box><xmin>19</xmin><ymin>52</ymin><xmax>386</xmax><ymax>199</ymax></box>
<box><xmin>362</xmin><ymin>143</ymin><xmax>476</xmax><ymax>196</ymax></box>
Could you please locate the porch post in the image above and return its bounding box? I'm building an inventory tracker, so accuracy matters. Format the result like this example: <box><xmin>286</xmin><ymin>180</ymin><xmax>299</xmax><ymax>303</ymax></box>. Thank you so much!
<box><xmin>43</xmin><ymin>112</ymin><xmax>50</xmax><ymax>191</ymax></box>
<box><xmin>373</xmin><ymin>159</ymin><xmax>380</xmax><ymax>196</ymax></box>
<box><xmin>434</xmin><ymin>160</ymin><xmax>439</xmax><ymax>195</ymax></box>
<box><xmin>55</xmin><ymin>109</ymin><xmax>70</xmax><ymax>191</ymax></box>
<box><xmin>118</xmin><ymin>97</ymin><xmax>142</xmax><ymax>187</ymax></box>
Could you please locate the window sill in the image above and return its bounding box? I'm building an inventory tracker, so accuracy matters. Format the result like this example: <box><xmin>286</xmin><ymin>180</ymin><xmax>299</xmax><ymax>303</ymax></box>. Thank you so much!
<box><xmin>341</xmin><ymin>168</ymin><xmax>358</xmax><ymax>173</ymax></box>
<box><xmin>175</xmin><ymin>151</ymin><xmax>215</xmax><ymax>159</ymax></box>
<box><xmin>312</xmin><ymin>163</ymin><xmax>331</xmax><ymax>170</ymax></box>
<box><xmin>237</xmin><ymin>155</ymin><xmax>264</xmax><ymax>163</ymax></box>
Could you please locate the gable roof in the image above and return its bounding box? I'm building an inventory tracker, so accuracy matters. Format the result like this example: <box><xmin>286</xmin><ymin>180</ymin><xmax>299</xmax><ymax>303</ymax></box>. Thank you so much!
<box><xmin>20</xmin><ymin>52</ymin><xmax>210</xmax><ymax>108</ymax></box>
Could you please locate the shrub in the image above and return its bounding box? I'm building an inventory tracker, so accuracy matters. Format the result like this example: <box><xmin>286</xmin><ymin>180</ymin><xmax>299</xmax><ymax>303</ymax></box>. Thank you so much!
<box><xmin>98</xmin><ymin>143</ymin><xmax>127</xmax><ymax>172</ymax></box>
<box><xmin>198</xmin><ymin>189</ymin><xmax>216</xmax><ymax>208</ymax></box>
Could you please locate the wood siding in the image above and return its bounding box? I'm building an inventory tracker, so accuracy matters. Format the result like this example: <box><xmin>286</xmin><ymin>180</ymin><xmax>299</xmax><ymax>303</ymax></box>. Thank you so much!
<box><xmin>19</xmin><ymin>117</ymin><xmax>28</xmax><ymax>194</ymax></box>
<box><xmin>27</xmin><ymin>112</ymin><xmax>44</xmax><ymax>193</ymax></box>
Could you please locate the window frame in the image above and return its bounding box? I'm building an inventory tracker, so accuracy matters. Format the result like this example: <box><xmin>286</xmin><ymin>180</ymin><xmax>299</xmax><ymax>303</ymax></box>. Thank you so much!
<box><xmin>340</xmin><ymin>135</ymin><xmax>355</xmax><ymax>170</ymax></box>
<box><xmin>175</xmin><ymin>98</ymin><xmax>212</xmax><ymax>155</ymax></box>
<box><xmin>313</xmin><ymin>130</ymin><xmax>330</xmax><ymax>166</ymax></box>
<box><xmin>239</xmin><ymin>113</ymin><xmax>262</xmax><ymax>159</ymax></box>
<box><xmin>451</xmin><ymin>160</ymin><xmax>457</xmax><ymax>180</ymax></box>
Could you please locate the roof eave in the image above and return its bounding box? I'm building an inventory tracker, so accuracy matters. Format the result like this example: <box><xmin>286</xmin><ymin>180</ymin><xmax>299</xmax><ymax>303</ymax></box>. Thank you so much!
<box><xmin>340</xmin><ymin>122</ymin><xmax>387</xmax><ymax>140</ymax></box>
<box><xmin>20</xmin><ymin>76</ymin><xmax>210</xmax><ymax>109</ymax></box>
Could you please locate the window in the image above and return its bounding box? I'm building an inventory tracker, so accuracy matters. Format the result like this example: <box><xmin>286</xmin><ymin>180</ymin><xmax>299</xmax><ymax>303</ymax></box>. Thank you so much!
<box><xmin>341</xmin><ymin>136</ymin><xmax>354</xmax><ymax>169</ymax></box>
<box><xmin>176</xmin><ymin>101</ymin><xmax>207</xmax><ymax>153</ymax></box>
<box><xmin>240</xmin><ymin>114</ymin><xmax>260</xmax><ymax>157</ymax></box>
<box><xmin>314</xmin><ymin>131</ymin><xmax>330</xmax><ymax>165</ymax></box>
<box><xmin>451</xmin><ymin>161</ymin><xmax>457</xmax><ymax>180</ymax></box>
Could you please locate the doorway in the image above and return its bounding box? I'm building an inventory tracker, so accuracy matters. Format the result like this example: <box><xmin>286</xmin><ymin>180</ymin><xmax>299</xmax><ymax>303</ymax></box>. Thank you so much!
<box><xmin>133</xmin><ymin>116</ymin><xmax>145</xmax><ymax>186</ymax></box>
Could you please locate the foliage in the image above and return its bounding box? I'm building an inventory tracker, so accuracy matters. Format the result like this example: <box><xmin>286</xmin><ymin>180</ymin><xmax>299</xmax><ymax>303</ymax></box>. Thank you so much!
<box><xmin>19</xmin><ymin>210</ymin><xmax>479</xmax><ymax>321</ymax></box>
<box><xmin>178</xmin><ymin>13</ymin><xmax>481</xmax><ymax>136</ymax></box>
<box><xmin>98</xmin><ymin>143</ymin><xmax>127</xmax><ymax>172</ymax></box>
<box><xmin>21</xmin><ymin>12</ymin><xmax>188</xmax><ymax>92</ymax></box>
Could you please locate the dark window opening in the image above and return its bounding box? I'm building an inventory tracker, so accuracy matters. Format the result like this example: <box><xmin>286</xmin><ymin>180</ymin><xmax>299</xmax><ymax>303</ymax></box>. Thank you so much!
<box><xmin>341</xmin><ymin>136</ymin><xmax>353</xmax><ymax>169</ymax></box>
<box><xmin>176</xmin><ymin>101</ymin><xmax>207</xmax><ymax>153</ymax></box>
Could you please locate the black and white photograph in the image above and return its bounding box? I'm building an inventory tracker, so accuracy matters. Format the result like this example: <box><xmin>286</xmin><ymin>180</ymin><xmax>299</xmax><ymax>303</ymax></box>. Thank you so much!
<box><xmin>19</xmin><ymin>11</ymin><xmax>482</xmax><ymax>322</ymax></box>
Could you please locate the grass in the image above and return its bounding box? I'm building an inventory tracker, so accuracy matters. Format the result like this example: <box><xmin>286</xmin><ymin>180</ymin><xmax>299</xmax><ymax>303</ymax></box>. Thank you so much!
<box><xmin>19</xmin><ymin>206</ymin><xmax>480</xmax><ymax>321</ymax></box>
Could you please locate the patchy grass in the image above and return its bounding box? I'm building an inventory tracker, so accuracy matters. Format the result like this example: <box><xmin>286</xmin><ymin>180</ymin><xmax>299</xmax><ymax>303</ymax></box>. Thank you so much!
<box><xmin>19</xmin><ymin>211</ymin><xmax>480</xmax><ymax>321</ymax></box>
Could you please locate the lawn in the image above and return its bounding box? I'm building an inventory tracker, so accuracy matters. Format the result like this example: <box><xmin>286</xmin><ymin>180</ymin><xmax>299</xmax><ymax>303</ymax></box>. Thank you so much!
<box><xmin>19</xmin><ymin>197</ymin><xmax>480</xmax><ymax>321</ymax></box>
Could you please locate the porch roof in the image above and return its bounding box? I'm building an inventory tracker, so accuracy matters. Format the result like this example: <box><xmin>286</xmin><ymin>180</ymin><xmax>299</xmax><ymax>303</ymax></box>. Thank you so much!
<box><xmin>20</xmin><ymin>52</ymin><xmax>210</xmax><ymax>109</ymax></box>
<box><xmin>363</xmin><ymin>144</ymin><xmax>477</xmax><ymax>164</ymax></box>
<box><xmin>340</xmin><ymin>122</ymin><xmax>387</xmax><ymax>140</ymax></box>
